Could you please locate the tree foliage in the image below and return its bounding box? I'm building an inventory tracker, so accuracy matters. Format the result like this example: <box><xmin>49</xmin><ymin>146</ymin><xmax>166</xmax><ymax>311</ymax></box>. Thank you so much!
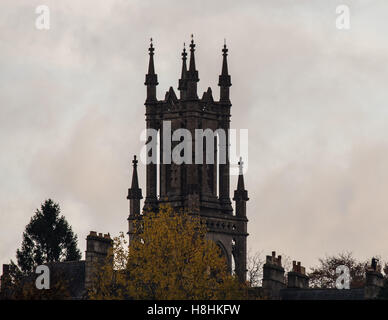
<box><xmin>16</xmin><ymin>199</ymin><xmax>81</xmax><ymax>274</ymax></box>
<box><xmin>247</xmin><ymin>250</ymin><xmax>264</xmax><ymax>287</ymax></box>
<box><xmin>308</xmin><ymin>252</ymin><xmax>366</xmax><ymax>288</ymax></box>
<box><xmin>89</xmin><ymin>205</ymin><xmax>246</xmax><ymax>300</ymax></box>
<box><xmin>3</xmin><ymin>264</ymin><xmax>71</xmax><ymax>300</ymax></box>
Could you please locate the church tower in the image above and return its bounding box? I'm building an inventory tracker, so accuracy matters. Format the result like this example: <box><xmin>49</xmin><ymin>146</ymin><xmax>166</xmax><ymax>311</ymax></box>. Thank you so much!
<box><xmin>128</xmin><ymin>37</ymin><xmax>248</xmax><ymax>282</ymax></box>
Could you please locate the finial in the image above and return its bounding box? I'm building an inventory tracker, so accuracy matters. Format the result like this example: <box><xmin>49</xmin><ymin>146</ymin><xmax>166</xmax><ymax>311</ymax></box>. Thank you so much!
<box><xmin>234</xmin><ymin>157</ymin><xmax>248</xmax><ymax>205</ymax></box>
<box><xmin>182</xmin><ymin>43</ymin><xmax>187</xmax><ymax>57</ymax></box>
<box><xmin>132</xmin><ymin>155</ymin><xmax>138</xmax><ymax>167</ymax></box>
<box><xmin>238</xmin><ymin>157</ymin><xmax>243</xmax><ymax>175</ymax></box>
<box><xmin>190</xmin><ymin>34</ymin><xmax>195</xmax><ymax>53</ymax></box>
<box><xmin>222</xmin><ymin>40</ymin><xmax>228</xmax><ymax>56</ymax></box>
<box><xmin>148</xmin><ymin>37</ymin><xmax>154</xmax><ymax>54</ymax></box>
<box><xmin>190</xmin><ymin>34</ymin><xmax>196</xmax><ymax>52</ymax></box>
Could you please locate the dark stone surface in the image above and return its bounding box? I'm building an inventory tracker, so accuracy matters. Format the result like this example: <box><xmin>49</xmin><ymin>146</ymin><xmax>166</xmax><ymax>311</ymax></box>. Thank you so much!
<box><xmin>46</xmin><ymin>260</ymin><xmax>86</xmax><ymax>299</ymax></box>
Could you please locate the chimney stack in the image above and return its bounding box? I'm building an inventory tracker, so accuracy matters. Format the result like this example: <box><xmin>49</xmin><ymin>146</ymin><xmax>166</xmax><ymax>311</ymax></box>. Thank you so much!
<box><xmin>365</xmin><ymin>258</ymin><xmax>384</xmax><ymax>299</ymax></box>
<box><xmin>85</xmin><ymin>231</ymin><xmax>113</xmax><ymax>290</ymax></box>
<box><xmin>287</xmin><ymin>261</ymin><xmax>309</xmax><ymax>289</ymax></box>
<box><xmin>262</xmin><ymin>251</ymin><xmax>285</xmax><ymax>299</ymax></box>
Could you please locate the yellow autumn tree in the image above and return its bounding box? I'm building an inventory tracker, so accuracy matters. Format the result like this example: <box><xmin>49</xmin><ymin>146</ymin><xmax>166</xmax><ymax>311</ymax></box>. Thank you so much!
<box><xmin>89</xmin><ymin>205</ymin><xmax>246</xmax><ymax>300</ymax></box>
<box><xmin>3</xmin><ymin>263</ymin><xmax>71</xmax><ymax>300</ymax></box>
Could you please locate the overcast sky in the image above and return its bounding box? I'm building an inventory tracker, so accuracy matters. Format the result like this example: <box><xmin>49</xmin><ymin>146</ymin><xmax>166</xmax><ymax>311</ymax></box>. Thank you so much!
<box><xmin>1</xmin><ymin>0</ymin><xmax>388</xmax><ymax>272</ymax></box>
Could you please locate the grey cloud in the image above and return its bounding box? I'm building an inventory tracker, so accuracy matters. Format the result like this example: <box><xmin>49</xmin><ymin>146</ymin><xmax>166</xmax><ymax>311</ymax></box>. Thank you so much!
<box><xmin>2</xmin><ymin>0</ymin><xmax>388</xmax><ymax>271</ymax></box>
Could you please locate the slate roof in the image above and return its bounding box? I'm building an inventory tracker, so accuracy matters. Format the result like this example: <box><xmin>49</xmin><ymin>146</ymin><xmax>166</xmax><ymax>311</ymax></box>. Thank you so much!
<box><xmin>46</xmin><ymin>260</ymin><xmax>86</xmax><ymax>299</ymax></box>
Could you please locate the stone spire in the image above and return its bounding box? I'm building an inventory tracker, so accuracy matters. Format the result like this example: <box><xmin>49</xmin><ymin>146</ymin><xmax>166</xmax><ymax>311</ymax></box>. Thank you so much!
<box><xmin>178</xmin><ymin>43</ymin><xmax>188</xmax><ymax>99</ymax></box>
<box><xmin>186</xmin><ymin>34</ymin><xmax>199</xmax><ymax>99</ymax></box>
<box><xmin>233</xmin><ymin>157</ymin><xmax>249</xmax><ymax>216</ymax></box>
<box><xmin>232</xmin><ymin>157</ymin><xmax>249</xmax><ymax>282</ymax></box>
<box><xmin>145</xmin><ymin>38</ymin><xmax>158</xmax><ymax>102</ymax></box>
<box><xmin>127</xmin><ymin>155</ymin><xmax>143</xmax><ymax>243</ymax></box>
<box><xmin>127</xmin><ymin>155</ymin><xmax>143</xmax><ymax>217</ymax></box>
<box><xmin>218</xmin><ymin>40</ymin><xmax>232</xmax><ymax>103</ymax></box>
<box><xmin>189</xmin><ymin>35</ymin><xmax>197</xmax><ymax>74</ymax></box>
<box><xmin>131</xmin><ymin>155</ymin><xmax>140</xmax><ymax>189</ymax></box>
<box><xmin>221</xmin><ymin>40</ymin><xmax>229</xmax><ymax>76</ymax></box>
<box><xmin>237</xmin><ymin>157</ymin><xmax>245</xmax><ymax>191</ymax></box>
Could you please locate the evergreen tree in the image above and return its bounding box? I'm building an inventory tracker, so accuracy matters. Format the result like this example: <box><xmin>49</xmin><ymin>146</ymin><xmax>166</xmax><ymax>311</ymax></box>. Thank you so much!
<box><xmin>16</xmin><ymin>199</ymin><xmax>81</xmax><ymax>274</ymax></box>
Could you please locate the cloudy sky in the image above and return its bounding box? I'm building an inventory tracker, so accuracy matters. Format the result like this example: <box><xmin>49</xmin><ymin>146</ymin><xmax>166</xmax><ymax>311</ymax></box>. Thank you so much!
<box><xmin>1</xmin><ymin>0</ymin><xmax>388</xmax><ymax>271</ymax></box>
